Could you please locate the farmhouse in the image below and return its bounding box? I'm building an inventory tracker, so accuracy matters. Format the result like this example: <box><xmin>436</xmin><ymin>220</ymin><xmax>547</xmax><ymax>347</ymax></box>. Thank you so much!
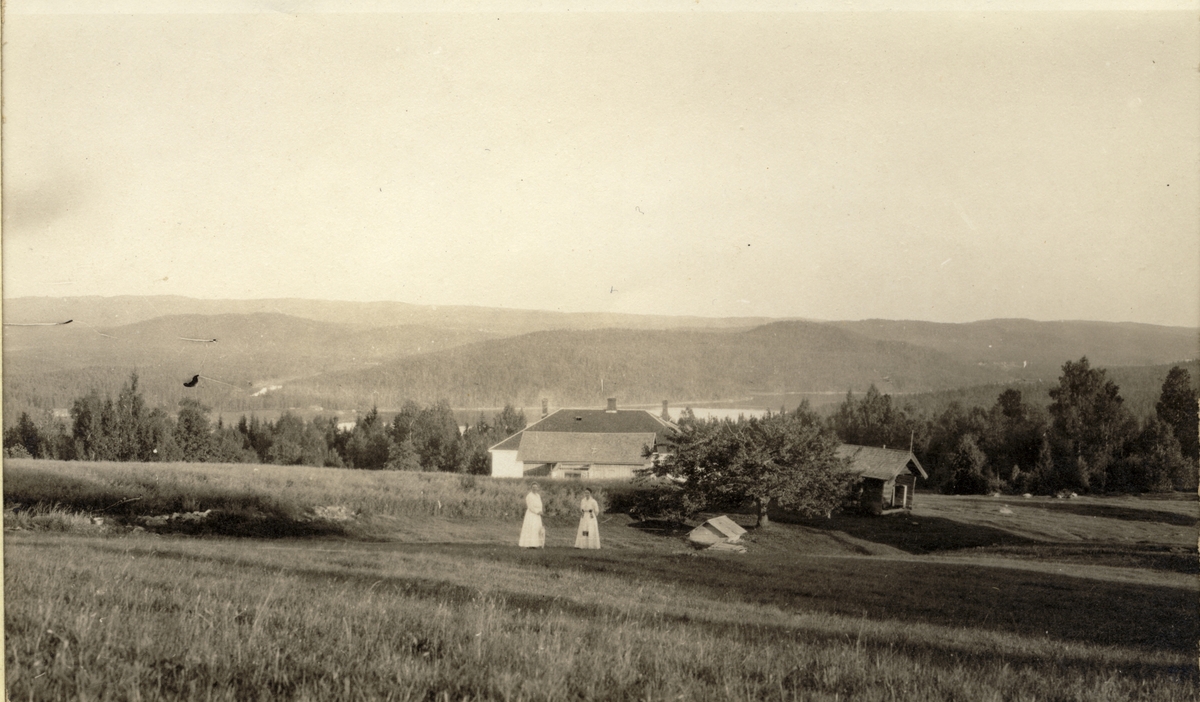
<box><xmin>489</xmin><ymin>399</ymin><xmax>677</xmax><ymax>480</ymax></box>
<box><xmin>836</xmin><ymin>444</ymin><xmax>928</xmax><ymax>515</ymax></box>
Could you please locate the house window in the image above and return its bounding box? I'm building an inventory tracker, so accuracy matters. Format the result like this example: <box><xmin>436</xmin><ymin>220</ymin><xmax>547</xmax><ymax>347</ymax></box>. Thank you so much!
<box><xmin>564</xmin><ymin>472</ymin><xmax>582</xmax><ymax>479</ymax></box>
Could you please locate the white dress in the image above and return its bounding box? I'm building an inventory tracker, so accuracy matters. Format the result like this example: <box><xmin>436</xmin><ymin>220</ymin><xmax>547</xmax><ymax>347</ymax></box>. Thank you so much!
<box><xmin>574</xmin><ymin>496</ymin><xmax>601</xmax><ymax>549</ymax></box>
<box><xmin>518</xmin><ymin>491</ymin><xmax>545</xmax><ymax>548</ymax></box>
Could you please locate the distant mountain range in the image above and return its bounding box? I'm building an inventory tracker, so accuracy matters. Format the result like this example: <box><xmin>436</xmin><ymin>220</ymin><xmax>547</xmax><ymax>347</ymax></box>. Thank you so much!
<box><xmin>828</xmin><ymin>319</ymin><xmax>1197</xmax><ymax>369</ymax></box>
<box><xmin>2</xmin><ymin>296</ymin><xmax>775</xmax><ymax>335</ymax></box>
<box><xmin>3</xmin><ymin>296</ymin><xmax>1196</xmax><ymax>420</ymax></box>
<box><xmin>291</xmin><ymin>322</ymin><xmax>1001</xmax><ymax>409</ymax></box>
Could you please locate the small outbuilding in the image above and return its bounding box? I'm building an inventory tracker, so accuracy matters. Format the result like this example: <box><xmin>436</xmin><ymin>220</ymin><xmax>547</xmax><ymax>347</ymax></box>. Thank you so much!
<box><xmin>687</xmin><ymin>515</ymin><xmax>748</xmax><ymax>549</ymax></box>
<box><xmin>836</xmin><ymin>444</ymin><xmax>928</xmax><ymax>515</ymax></box>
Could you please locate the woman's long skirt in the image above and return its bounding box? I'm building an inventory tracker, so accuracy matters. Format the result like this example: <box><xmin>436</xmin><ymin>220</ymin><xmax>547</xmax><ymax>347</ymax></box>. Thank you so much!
<box><xmin>519</xmin><ymin>510</ymin><xmax>545</xmax><ymax>548</ymax></box>
<box><xmin>574</xmin><ymin>513</ymin><xmax>600</xmax><ymax>549</ymax></box>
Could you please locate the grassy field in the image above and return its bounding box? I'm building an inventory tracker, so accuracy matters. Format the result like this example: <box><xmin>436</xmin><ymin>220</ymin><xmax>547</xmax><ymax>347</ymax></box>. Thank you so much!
<box><xmin>4</xmin><ymin>459</ymin><xmax>1197</xmax><ymax>701</ymax></box>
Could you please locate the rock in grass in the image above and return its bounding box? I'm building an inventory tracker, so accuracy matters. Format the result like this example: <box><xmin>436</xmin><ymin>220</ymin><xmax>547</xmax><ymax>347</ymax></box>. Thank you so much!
<box><xmin>311</xmin><ymin>505</ymin><xmax>356</xmax><ymax>522</ymax></box>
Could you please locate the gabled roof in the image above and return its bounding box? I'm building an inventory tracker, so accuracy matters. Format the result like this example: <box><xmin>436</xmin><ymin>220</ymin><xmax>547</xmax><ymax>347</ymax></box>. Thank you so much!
<box><xmin>490</xmin><ymin>432</ymin><xmax>524</xmax><ymax>452</ymax></box>
<box><xmin>517</xmin><ymin>432</ymin><xmax>658</xmax><ymax>465</ymax></box>
<box><xmin>530</xmin><ymin>408</ymin><xmax>676</xmax><ymax>437</ymax></box>
<box><xmin>488</xmin><ymin>407</ymin><xmax>677</xmax><ymax>452</ymax></box>
<box><xmin>836</xmin><ymin>444</ymin><xmax>928</xmax><ymax>481</ymax></box>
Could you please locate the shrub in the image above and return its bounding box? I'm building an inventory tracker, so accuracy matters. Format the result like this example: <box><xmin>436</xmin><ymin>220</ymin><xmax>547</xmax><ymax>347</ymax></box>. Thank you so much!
<box><xmin>4</xmin><ymin>505</ymin><xmax>104</xmax><ymax>534</ymax></box>
<box><xmin>5</xmin><ymin>445</ymin><xmax>32</xmax><ymax>459</ymax></box>
<box><xmin>605</xmin><ymin>478</ymin><xmax>687</xmax><ymax>521</ymax></box>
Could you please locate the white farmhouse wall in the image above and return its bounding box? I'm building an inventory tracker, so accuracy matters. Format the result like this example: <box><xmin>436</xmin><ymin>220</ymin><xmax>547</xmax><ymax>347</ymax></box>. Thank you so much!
<box><xmin>490</xmin><ymin>450</ymin><xmax>523</xmax><ymax>478</ymax></box>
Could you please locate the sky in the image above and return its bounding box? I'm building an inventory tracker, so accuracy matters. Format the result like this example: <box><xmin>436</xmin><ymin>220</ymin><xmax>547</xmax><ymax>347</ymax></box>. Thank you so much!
<box><xmin>3</xmin><ymin>2</ymin><xmax>1198</xmax><ymax>327</ymax></box>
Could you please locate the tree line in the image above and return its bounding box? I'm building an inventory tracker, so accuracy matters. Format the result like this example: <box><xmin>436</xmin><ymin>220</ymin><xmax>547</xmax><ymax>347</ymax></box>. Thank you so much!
<box><xmin>3</xmin><ymin>373</ymin><xmax>528</xmax><ymax>474</ymax></box>
<box><xmin>643</xmin><ymin>357</ymin><xmax>1196</xmax><ymax>533</ymax></box>
<box><xmin>6</xmin><ymin>357</ymin><xmax>1196</xmax><ymax>497</ymax></box>
<box><xmin>828</xmin><ymin>358</ymin><xmax>1198</xmax><ymax>494</ymax></box>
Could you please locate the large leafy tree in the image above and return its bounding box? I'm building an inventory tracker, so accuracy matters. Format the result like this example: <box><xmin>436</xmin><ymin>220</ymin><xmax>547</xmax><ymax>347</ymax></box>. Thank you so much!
<box><xmin>4</xmin><ymin>412</ymin><xmax>45</xmax><ymax>458</ymax></box>
<box><xmin>345</xmin><ymin>407</ymin><xmax>394</xmax><ymax>469</ymax></box>
<box><xmin>71</xmin><ymin>390</ymin><xmax>113</xmax><ymax>461</ymax></box>
<box><xmin>948</xmin><ymin>434</ymin><xmax>994</xmax><ymax>495</ymax></box>
<box><xmin>1111</xmin><ymin>417</ymin><xmax>1189</xmax><ymax>492</ymax></box>
<box><xmin>385</xmin><ymin>439</ymin><xmax>422</xmax><ymax>471</ymax></box>
<box><xmin>492</xmin><ymin>404</ymin><xmax>527</xmax><ymax>438</ymax></box>
<box><xmin>1048</xmin><ymin>357</ymin><xmax>1135</xmax><ymax>491</ymax></box>
<box><xmin>267</xmin><ymin>412</ymin><xmax>330</xmax><ymax>466</ymax></box>
<box><xmin>391</xmin><ymin>400</ymin><xmax>462</xmax><ymax>471</ymax></box>
<box><xmin>1155</xmin><ymin>366</ymin><xmax>1199</xmax><ymax>464</ymax></box>
<box><xmin>830</xmin><ymin>385</ymin><xmax>924</xmax><ymax>451</ymax></box>
<box><xmin>979</xmin><ymin>389</ymin><xmax>1048</xmax><ymax>490</ymax></box>
<box><xmin>239</xmin><ymin>415</ymin><xmax>275</xmax><ymax>462</ymax></box>
<box><xmin>921</xmin><ymin>401</ymin><xmax>988</xmax><ymax>491</ymax></box>
<box><xmin>113</xmin><ymin>372</ymin><xmax>168</xmax><ymax>461</ymax></box>
<box><xmin>175</xmin><ymin>398</ymin><xmax>215</xmax><ymax>462</ymax></box>
<box><xmin>652</xmin><ymin>404</ymin><xmax>855</xmax><ymax>528</ymax></box>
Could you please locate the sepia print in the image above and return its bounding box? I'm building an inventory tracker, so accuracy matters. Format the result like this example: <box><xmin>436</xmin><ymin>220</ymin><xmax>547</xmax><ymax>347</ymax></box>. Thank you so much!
<box><xmin>2</xmin><ymin>1</ymin><xmax>1197</xmax><ymax>699</ymax></box>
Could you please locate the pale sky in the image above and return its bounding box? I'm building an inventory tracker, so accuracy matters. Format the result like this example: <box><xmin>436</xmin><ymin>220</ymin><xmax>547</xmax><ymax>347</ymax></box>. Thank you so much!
<box><xmin>3</xmin><ymin>2</ymin><xmax>1198</xmax><ymax>326</ymax></box>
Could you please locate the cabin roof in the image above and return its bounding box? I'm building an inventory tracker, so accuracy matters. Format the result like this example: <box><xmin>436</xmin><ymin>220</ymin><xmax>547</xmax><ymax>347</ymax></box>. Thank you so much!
<box><xmin>836</xmin><ymin>444</ymin><xmax>928</xmax><ymax>480</ymax></box>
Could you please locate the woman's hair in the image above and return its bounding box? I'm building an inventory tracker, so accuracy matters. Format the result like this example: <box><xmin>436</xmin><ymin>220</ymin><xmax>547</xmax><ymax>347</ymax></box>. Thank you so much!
<box><xmin>583</xmin><ymin>488</ymin><xmax>593</xmax><ymax>495</ymax></box>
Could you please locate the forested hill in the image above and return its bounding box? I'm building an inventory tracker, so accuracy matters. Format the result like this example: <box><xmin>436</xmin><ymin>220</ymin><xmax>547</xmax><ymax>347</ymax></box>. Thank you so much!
<box><xmin>2</xmin><ymin>313</ymin><xmax>500</xmax><ymax>414</ymax></box>
<box><xmin>290</xmin><ymin>322</ymin><xmax>1010</xmax><ymax>409</ymax></box>
<box><xmin>291</xmin><ymin>319</ymin><xmax>1197</xmax><ymax>410</ymax></box>
<box><xmin>3</xmin><ymin>296</ymin><xmax>777</xmax><ymax>335</ymax></box>
<box><xmin>3</xmin><ymin>298</ymin><xmax>1196</xmax><ymax>419</ymax></box>
<box><xmin>830</xmin><ymin>319</ymin><xmax>1198</xmax><ymax>369</ymax></box>
<box><xmin>2</xmin><ymin>313</ymin><xmax>497</xmax><ymax>373</ymax></box>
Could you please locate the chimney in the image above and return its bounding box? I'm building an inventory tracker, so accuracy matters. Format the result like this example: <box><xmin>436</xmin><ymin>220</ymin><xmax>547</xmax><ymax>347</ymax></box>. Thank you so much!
<box><xmin>661</xmin><ymin>400</ymin><xmax>670</xmax><ymax>421</ymax></box>
<box><xmin>541</xmin><ymin>399</ymin><xmax>549</xmax><ymax>418</ymax></box>
<box><xmin>606</xmin><ymin>397</ymin><xmax>617</xmax><ymax>413</ymax></box>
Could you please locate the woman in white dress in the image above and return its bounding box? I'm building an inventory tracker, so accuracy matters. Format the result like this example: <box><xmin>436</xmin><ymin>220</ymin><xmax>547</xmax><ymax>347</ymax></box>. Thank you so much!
<box><xmin>518</xmin><ymin>483</ymin><xmax>545</xmax><ymax>548</ymax></box>
<box><xmin>574</xmin><ymin>488</ymin><xmax>601</xmax><ymax>549</ymax></box>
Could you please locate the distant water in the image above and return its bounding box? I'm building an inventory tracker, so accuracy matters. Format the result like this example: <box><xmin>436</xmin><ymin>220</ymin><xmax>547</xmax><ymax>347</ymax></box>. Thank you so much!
<box><xmin>679</xmin><ymin>392</ymin><xmax>846</xmax><ymax>411</ymax></box>
<box><xmin>449</xmin><ymin>393</ymin><xmax>849</xmax><ymax>426</ymax></box>
<box><xmin>676</xmin><ymin>407</ymin><xmax>769</xmax><ymax>421</ymax></box>
<box><xmin>666</xmin><ymin>393</ymin><xmax>846</xmax><ymax>421</ymax></box>
<box><xmin>215</xmin><ymin>393</ymin><xmax>848</xmax><ymax>432</ymax></box>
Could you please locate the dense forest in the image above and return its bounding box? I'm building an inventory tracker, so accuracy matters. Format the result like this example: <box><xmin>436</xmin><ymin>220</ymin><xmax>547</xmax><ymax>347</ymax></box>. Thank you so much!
<box><xmin>828</xmin><ymin>359</ymin><xmax>1198</xmax><ymax>494</ymax></box>
<box><xmin>892</xmin><ymin>361</ymin><xmax>1200</xmax><ymax>420</ymax></box>
<box><xmin>6</xmin><ymin>358</ymin><xmax>1196</xmax><ymax>496</ymax></box>
<box><xmin>3</xmin><ymin>372</ymin><xmax>528</xmax><ymax>475</ymax></box>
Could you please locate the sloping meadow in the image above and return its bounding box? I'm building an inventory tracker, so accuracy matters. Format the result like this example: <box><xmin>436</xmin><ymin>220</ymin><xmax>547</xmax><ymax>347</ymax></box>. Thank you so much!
<box><xmin>5</xmin><ymin>531</ymin><xmax>1196</xmax><ymax>701</ymax></box>
<box><xmin>2</xmin><ymin>459</ymin><xmax>628</xmax><ymax>539</ymax></box>
<box><xmin>5</xmin><ymin>458</ymin><xmax>1196</xmax><ymax>700</ymax></box>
